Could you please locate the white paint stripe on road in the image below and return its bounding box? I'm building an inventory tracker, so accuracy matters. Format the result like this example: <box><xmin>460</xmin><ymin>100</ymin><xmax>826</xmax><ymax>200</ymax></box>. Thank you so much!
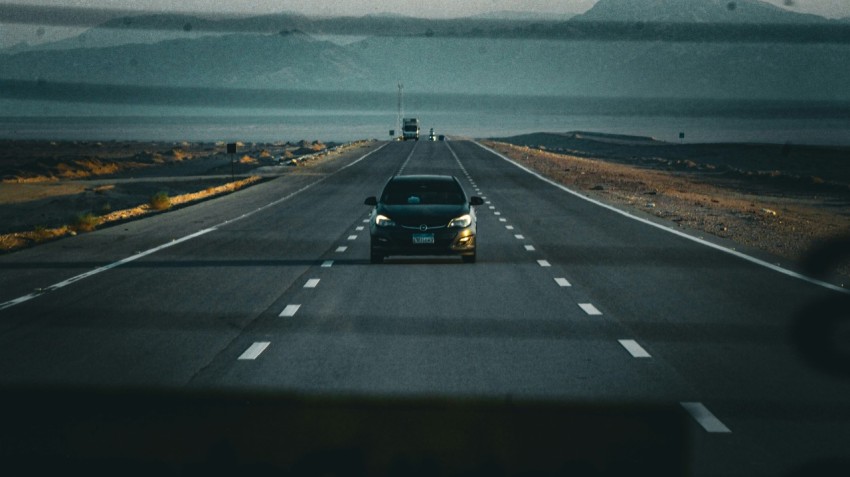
<box><xmin>335</xmin><ymin>246</ymin><xmax>348</xmax><ymax>253</ymax></box>
<box><xmin>579</xmin><ymin>303</ymin><xmax>602</xmax><ymax>315</ymax></box>
<box><xmin>0</xmin><ymin>226</ymin><xmax>217</xmax><ymax>311</ymax></box>
<box><xmin>347</xmin><ymin>235</ymin><xmax>358</xmax><ymax>240</ymax></box>
<box><xmin>238</xmin><ymin>342</ymin><xmax>270</xmax><ymax>360</ymax></box>
<box><xmin>321</xmin><ymin>260</ymin><xmax>334</xmax><ymax>268</ymax></box>
<box><xmin>524</xmin><ymin>245</ymin><xmax>536</xmax><ymax>251</ymax></box>
<box><xmin>499</xmin><ymin>218</ymin><xmax>507</xmax><ymax>222</ymax></box>
<box><xmin>494</xmin><ymin>212</ymin><xmax>501</xmax><ymax>216</ymax></box>
<box><xmin>506</xmin><ymin>225</ymin><xmax>514</xmax><ymax>230</ymax></box>
<box><xmin>476</xmin><ymin>140</ymin><xmax>848</xmax><ymax>295</ymax></box>
<box><xmin>304</xmin><ymin>279</ymin><xmax>320</xmax><ymax>288</ymax></box>
<box><xmin>618</xmin><ymin>339</ymin><xmax>651</xmax><ymax>358</ymax></box>
<box><xmin>538</xmin><ymin>260</ymin><xmax>551</xmax><ymax>267</ymax></box>
<box><xmin>680</xmin><ymin>402</ymin><xmax>732</xmax><ymax>433</ymax></box>
<box><xmin>0</xmin><ymin>144</ymin><xmax>391</xmax><ymax>312</ymax></box>
<box><xmin>362</xmin><ymin>219</ymin><xmax>370</xmax><ymax>223</ymax></box>
<box><xmin>279</xmin><ymin>304</ymin><xmax>301</xmax><ymax>317</ymax></box>
<box><xmin>489</xmin><ymin>206</ymin><xmax>496</xmax><ymax>210</ymax></box>
<box><xmin>555</xmin><ymin>278</ymin><xmax>571</xmax><ymax>287</ymax></box>
<box><xmin>515</xmin><ymin>234</ymin><xmax>525</xmax><ymax>239</ymax></box>
<box><xmin>356</xmin><ymin>226</ymin><xmax>364</xmax><ymax>231</ymax></box>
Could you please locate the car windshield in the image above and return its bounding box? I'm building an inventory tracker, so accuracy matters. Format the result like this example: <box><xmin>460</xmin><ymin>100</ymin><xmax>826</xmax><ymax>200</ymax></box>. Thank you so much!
<box><xmin>2</xmin><ymin>1</ymin><xmax>850</xmax><ymax>475</ymax></box>
<box><xmin>381</xmin><ymin>179</ymin><xmax>465</xmax><ymax>205</ymax></box>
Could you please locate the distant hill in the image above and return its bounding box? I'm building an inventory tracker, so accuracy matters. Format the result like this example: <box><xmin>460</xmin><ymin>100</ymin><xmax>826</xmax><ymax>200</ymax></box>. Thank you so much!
<box><xmin>1</xmin><ymin>3</ymin><xmax>849</xmax><ymax>105</ymax></box>
<box><xmin>575</xmin><ymin>0</ymin><xmax>826</xmax><ymax>23</ymax></box>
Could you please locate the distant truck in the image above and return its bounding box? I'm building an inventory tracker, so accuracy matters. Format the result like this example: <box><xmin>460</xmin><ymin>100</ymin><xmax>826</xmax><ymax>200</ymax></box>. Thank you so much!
<box><xmin>402</xmin><ymin>118</ymin><xmax>420</xmax><ymax>141</ymax></box>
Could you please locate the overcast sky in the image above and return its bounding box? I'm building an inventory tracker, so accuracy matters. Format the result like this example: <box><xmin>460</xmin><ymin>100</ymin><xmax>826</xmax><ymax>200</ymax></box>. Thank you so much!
<box><xmin>8</xmin><ymin>0</ymin><xmax>850</xmax><ymax>19</ymax></box>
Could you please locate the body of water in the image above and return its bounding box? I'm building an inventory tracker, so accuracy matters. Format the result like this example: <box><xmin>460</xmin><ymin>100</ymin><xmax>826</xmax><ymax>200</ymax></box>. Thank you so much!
<box><xmin>1</xmin><ymin>95</ymin><xmax>849</xmax><ymax>145</ymax></box>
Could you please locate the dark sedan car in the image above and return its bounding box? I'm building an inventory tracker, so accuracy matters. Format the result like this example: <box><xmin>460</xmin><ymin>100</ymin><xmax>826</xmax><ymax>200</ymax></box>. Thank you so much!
<box><xmin>364</xmin><ymin>175</ymin><xmax>484</xmax><ymax>263</ymax></box>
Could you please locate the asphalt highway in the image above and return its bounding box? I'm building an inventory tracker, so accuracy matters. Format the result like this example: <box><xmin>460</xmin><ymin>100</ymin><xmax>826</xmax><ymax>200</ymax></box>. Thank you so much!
<box><xmin>1</xmin><ymin>139</ymin><xmax>848</xmax><ymax>476</ymax></box>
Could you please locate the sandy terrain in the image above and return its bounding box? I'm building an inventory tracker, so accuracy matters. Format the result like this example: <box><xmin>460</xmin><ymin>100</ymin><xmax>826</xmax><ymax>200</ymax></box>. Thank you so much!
<box><xmin>484</xmin><ymin>132</ymin><xmax>850</xmax><ymax>284</ymax></box>
<box><xmin>0</xmin><ymin>139</ymin><xmax>371</xmax><ymax>252</ymax></box>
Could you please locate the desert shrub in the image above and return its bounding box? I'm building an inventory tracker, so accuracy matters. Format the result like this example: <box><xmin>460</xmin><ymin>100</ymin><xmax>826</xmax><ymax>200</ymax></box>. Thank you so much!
<box><xmin>71</xmin><ymin>212</ymin><xmax>98</xmax><ymax>232</ymax></box>
<box><xmin>150</xmin><ymin>191</ymin><xmax>171</xmax><ymax>210</ymax></box>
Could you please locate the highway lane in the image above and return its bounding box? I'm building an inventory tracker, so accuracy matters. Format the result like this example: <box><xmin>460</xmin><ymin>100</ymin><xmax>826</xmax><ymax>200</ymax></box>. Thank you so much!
<box><xmin>0</xmin><ymin>138</ymin><xmax>849</xmax><ymax>475</ymax></box>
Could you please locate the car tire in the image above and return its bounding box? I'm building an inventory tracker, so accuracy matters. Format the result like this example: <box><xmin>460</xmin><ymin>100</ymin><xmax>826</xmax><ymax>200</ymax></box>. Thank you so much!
<box><xmin>462</xmin><ymin>252</ymin><xmax>476</xmax><ymax>264</ymax></box>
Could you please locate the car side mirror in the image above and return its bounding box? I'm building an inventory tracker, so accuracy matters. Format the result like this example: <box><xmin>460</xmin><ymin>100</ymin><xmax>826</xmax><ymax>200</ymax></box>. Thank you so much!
<box><xmin>469</xmin><ymin>196</ymin><xmax>484</xmax><ymax>206</ymax></box>
<box><xmin>364</xmin><ymin>196</ymin><xmax>378</xmax><ymax>206</ymax></box>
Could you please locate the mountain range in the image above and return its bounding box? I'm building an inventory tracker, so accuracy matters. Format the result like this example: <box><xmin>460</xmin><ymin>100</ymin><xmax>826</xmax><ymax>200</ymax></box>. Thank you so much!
<box><xmin>1</xmin><ymin>0</ymin><xmax>849</xmax><ymax>104</ymax></box>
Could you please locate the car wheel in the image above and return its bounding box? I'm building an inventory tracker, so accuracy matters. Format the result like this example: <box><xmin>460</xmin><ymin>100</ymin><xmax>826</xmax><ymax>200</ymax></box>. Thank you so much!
<box><xmin>370</xmin><ymin>249</ymin><xmax>384</xmax><ymax>264</ymax></box>
<box><xmin>462</xmin><ymin>252</ymin><xmax>476</xmax><ymax>264</ymax></box>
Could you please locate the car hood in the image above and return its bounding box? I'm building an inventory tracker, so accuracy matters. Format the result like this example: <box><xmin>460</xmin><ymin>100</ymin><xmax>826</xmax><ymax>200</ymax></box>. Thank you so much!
<box><xmin>378</xmin><ymin>204</ymin><xmax>470</xmax><ymax>227</ymax></box>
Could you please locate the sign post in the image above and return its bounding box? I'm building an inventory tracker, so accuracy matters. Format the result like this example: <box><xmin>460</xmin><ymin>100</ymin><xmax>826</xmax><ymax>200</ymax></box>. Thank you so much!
<box><xmin>227</xmin><ymin>142</ymin><xmax>237</xmax><ymax>181</ymax></box>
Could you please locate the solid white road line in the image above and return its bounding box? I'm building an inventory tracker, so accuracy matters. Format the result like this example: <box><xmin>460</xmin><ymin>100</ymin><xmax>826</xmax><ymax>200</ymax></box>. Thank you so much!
<box><xmin>279</xmin><ymin>304</ymin><xmax>301</xmax><ymax>317</ymax></box>
<box><xmin>524</xmin><ymin>245</ymin><xmax>536</xmax><ymax>251</ymax></box>
<box><xmin>579</xmin><ymin>303</ymin><xmax>602</xmax><ymax>315</ymax></box>
<box><xmin>555</xmin><ymin>278</ymin><xmax>572</xmax><ymax>287</ymax></box>
<box><xmin>335</xmin><ymin>246</ymin><xmax>348</xmax><ymax>253</ymax></box>
<box><xmin>0</xmin><ymin>227</ymin><xmax>217</xmax><ymax>311</ymax></box>
<box><xmin>321</xmin><ymin>260</ymin><xmax>334</xmax><ymax>268</ymax></box>
<box><xmin>538</xmin><ymin>260</ymin><xmax>551</xmax><ymax>267</ymax></box>
<box><xmin>476</xmin><ymin>140</ymin><xmax>848</xmax><ymax>295</ymax></box>
<box><xmin>680</xmin><ymin>402</ymin><xmax>732</xmax><ymax>433</ymax></box>
<box><xmin>304</xmin><ymin>279</ymin><xmax>320</xmax><ymax>289</ymax></box>
<box><xmin>238</xmin><ymin>342</ymin><xmax>270</xmax><ymax>360</ymax></box>
<box><xmin>618</xmin><ymin>339</ymin><xmax>651</xmax><ymax>358</ymax></box>
<box><xmin>0</xmin><ymin>144</ymin><xmax>391</xmax><ymax>312</ymax></box>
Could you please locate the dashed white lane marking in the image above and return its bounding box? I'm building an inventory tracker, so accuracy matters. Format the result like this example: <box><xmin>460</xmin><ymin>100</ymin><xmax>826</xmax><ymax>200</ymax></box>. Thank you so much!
<box><xmin>362</xmin><ymin>219</ymin><xmax>370</xmax><ymax>223</ymax></box>
<box><xmin>514</xmin><ymin>234</ymin><xmax>525</xmax><ymax>239</ymax></box>
<box><xmin>476</xmin><ymin>140</ymin><xmax>848</xmax><ymax>295</ymax></box>
<box><xmin>238</xmin><ymin>342</ymin><xmax>270</xmax><ymax>360</ymax></box>
<box><xmin>485</xmin><ymin>201</ymin><xmax>492</xmax><ymax>204</ymax></box>
<box><xmin>0</xmin><ymin>144</ymin><xmax>391</xmax><ymax>312</ymax></box>
<box><xmin>489</xmin><ymin>206</ymin><xmax>496</xmax><ymax>210</ymax></box>
<box><xmin>321</xmin><ymin>260</ymin><xmax>334</xmax><ymax>268</ymax></box>
<box><xmin>355</xmin><ymin>226</ymin><xmax>364</xmax><ymax>231</ymax></box>
<box><xmin>494</xmin><ymin>212</ymin><xmax>501</xmax><ymax>216</ymax></box>
<box><xmin>555</xmin><ymin>278</ymin><xmax>571</xmax><ymax>287</ymax></box>
<box><xmin>481</xmin><ymin>196</ymin><xmax>487</xmax><ymax>200</ymax></box>
<box><xmin>524</xmin><ymin>245</ymin><xmax>536</xmax><ymax>251</ymax></box>
<box><xmin>506</xmin><ymin>225</ymin><xmax>514</xmax><ymax>230</ymax></box>
<box><xmin>537</xmin><ymin>260</ymin><xmax>551</xmax><ymax>267</ymax></box>
<box><xmin>335</xmin><ymin>246</ymin><xmax>348</xmax><ymax>253</ymax></box>
<box><xmin>347</xmin><ymin>235</ymin><xmax>358</xmax><ymax>241</ymax></box>
<box><xmin>304</xmin><ymin>279</ymin><xmax>320</xmax><ymax>289</ymax></box>
<box><xmin>618</xmin><ymin>339</ymin><xmax>651</xmax><ymax>358</ymax></box>
<box><xmin>499</xmin><ymin>218</ymin><xmax>507</xmax><ymax>222</ymax></box>
<box><xmin>279</xmin><ymin>304</ymin><xmax>301</xmax><ymax>317</ymax></box>
<box><xmin>680</xmin><ymin>402</ymin><xmax>732</xmax><ymax>433</ymax></box>
<box><xmin>579</xmin><ymin>303</ymin><xmax>602</xmax><ymax>315</ymax></box>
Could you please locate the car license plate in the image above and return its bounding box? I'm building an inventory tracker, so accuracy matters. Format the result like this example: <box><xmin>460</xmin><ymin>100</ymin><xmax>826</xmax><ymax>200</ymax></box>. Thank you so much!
<box><xmin>412</xmin><ymin>233</ymin><xmax>434</xmax><ymax>244</ymax></box>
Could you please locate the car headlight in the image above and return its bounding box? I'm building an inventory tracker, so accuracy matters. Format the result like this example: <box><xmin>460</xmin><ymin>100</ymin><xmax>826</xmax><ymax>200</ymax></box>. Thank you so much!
<box><xmin>375</xmin><ymin>214</ymin><xmax>396</xmax><ymax>227</ymax></box>
<box><xmin>448</xmin><ymin>214</ymin><xmax>472</xmax><ymax>228</ymax></box>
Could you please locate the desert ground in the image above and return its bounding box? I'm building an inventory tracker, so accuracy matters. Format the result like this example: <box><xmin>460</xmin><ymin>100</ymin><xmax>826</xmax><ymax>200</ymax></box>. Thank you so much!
<box><xmin>484</xmin><ymin>132</ymin><xmax>850</xmax><ymax>284</ymax></box>
<box><xmin>0</xmin><ymin>138</ymin><xmax>371</xmax><ymax>250</ymax></box>
<box><xmin>2</xmin><ymin>133</ymin><xmax>848</xmax><ymax>284</ymax></box>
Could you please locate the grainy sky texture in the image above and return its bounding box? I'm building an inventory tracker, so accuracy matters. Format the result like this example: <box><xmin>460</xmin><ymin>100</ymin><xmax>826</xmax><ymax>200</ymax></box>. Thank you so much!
<box><xmin>7</xmin><ymin>0</ymin><xmax>850</xmax><ymax>19</ymax></box>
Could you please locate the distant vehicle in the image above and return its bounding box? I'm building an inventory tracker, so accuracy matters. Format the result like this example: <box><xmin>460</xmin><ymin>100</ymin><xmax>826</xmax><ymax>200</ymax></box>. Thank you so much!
<box><xmin>429</xmin><ymin>128</ymin><xmax>436</xmax><ymax>141</ymax></box>
<box><xmin>364</xmin><ymin>175</ymin><xmax>484</xmax><ymax>263</ymax></box>
<box><xmin>438</xmin><ymin>135</ymin><xmax>446</xmax><ymax>141</ymax></box>
<box><xmin>402</xmin><ymin>118</ymin><xmax>420</xmax><ymax>141</ymax></box>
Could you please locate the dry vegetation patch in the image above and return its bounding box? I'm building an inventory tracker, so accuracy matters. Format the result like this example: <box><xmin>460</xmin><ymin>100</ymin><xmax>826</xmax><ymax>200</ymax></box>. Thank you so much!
<box><xmin>484</xmin><ymin>140</ymin><xmax>850</xmax><ymax>281</ymax></box>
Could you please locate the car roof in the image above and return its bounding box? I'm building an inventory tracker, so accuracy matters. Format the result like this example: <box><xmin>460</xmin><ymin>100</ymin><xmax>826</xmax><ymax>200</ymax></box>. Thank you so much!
<box><xmin>388</xmin><ymin>175</ymin><xmax>458</xmax><ymax>183</ymax></box>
